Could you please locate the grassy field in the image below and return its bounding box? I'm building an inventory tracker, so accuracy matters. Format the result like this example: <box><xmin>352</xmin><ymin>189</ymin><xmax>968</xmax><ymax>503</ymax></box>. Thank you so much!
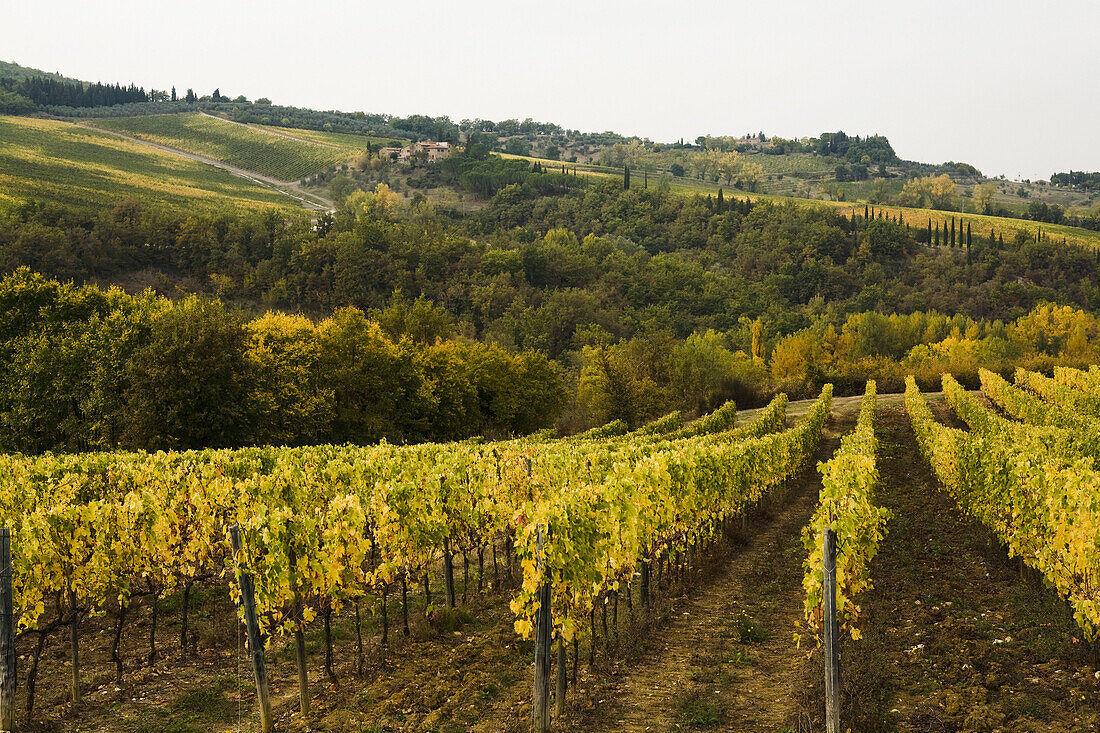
<box><xmin>88</xmin><ymin>113</ymin><xmax>355</xmax><ymax>181</ymax></box>
<box><xmin>0</xmin><ymin>115</ymin><xmax>293</xmax><ymax>212</ymax></box>
<box><xmin>252</xmin><ymin>123</ymin><xmax>405</xmax><ymax>150</ymax></box>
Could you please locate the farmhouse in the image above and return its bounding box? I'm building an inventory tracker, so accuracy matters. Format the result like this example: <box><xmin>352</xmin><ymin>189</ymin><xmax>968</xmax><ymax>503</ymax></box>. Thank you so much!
<box><xmin>378</xmin><ymin>141</ymin><xmax>452</xmax><ymax>163</ymax></box>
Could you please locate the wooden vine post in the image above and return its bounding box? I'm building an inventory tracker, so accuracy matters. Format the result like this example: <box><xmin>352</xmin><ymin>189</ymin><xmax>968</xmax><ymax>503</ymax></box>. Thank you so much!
<box><xmin>532</xmin><ymin>528</ymin><xmax>552</xmax><ymax>732</ymax></box>
<box><xmin>823</xmin><ymin>527</ymin><xmax>840</xmax><ymax>733</ymax></box>
<box><xmin>554</xmin><ymin>635</ymin><xmax>567</xmax><ymax>719</ymax></box>
<box><xmin>0</xmin><ymin>527</ymin><xmax>14</xmax><ymax>733</ymax></box>
<box><xmin>229</xmin><ymin>526</ymin><xmax>273</xmax><ymax>733</ymax></box>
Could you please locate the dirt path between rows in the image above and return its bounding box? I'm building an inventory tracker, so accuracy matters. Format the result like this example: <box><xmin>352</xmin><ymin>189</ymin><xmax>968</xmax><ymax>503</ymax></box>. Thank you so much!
<box><xmin>571</xmin><ymin>398</ymin><xmax>861</xmax><ymax>732</ymax></box>
<box><xmin>815</xmin><ymin>396</ymin><xmax>1100</xmax><ymax>732</ymax></box>
<box><xmin>81</xmin><ymin>122</ymin><xmax>336</xmax><ymax>211</ymax></box>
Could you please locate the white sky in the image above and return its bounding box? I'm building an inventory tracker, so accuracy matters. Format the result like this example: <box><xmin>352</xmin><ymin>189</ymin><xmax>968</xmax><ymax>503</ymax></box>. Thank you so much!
<box><xmin>3</xmin><ymin>0</ymin><xmax>1098</xmax><ymax>180</ymax></box>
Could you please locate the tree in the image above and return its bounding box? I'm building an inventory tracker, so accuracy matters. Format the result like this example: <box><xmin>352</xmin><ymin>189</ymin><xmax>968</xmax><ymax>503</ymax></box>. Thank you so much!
<box><xmin>718</xmin><ymin>151</ymin><xmax>742</xmax><ymax>185</ymax></box>
<box><xmin>504</xmin><ymin>137</ymin><xmax>531</xmax><ymax>156</ymax></box>
<box><xmin>736</xmin><ymin>162</ymin><xmax>765</xmax><ymax>192</ymax></box>
<box><xmin>122</xmin><ymin>296</ymin><xmax>250</xmax><ymax>449</ymax></box>
<box><xmin>170</xmin><ymin>86</ymin><xmax>177</xmax><ymax>102</ymax></box>
<box><xmin>212</xmin><ymin>88</ymin><xmax>222</xmax><ymax>101</ymax></box>
<box><xmin>624</xmin><ymin>165</ymin><xmax>630</xmax><ymax>190</ymax></box>
<box><xmin>972</xmin><ymin>182</ymin><xmax>996</xmax><ymax>214</ymax></box>
<box><xmin>184</xmin><ymin>88</ymin><xmax>196</xmax><ymax>103</ymax></box>
<box><xmin>669</xmin><ymin>162</ymin><xmax>685</xmax><ymax>177</ymax></box>
<box><xmin>928</xmin><ymin>174</ymin><xmax>957</xmax><ymax>210</ymax></box>
<box><xmin>316</xmin><ymin>307</ymin><xmax>427</xmax><ymax>444</ymax></box>
<box><xmin>244</xmin><ymin>312</ymin><xmax>334</xmax><ymax>446</ymax></box>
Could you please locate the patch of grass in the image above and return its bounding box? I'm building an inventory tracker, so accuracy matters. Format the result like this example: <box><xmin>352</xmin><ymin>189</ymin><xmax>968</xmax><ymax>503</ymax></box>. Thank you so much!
<box><xmin>727</xmin><ymin>611</ymin><xmax>770</xmax><ymax>644</ymax></box>
<box><xmin>725</xmin><ymin>648</ymin><xmax>755</xmax><ymax>666</ymax></box>
<box><xmin>429</xmin><ymin>607</ymin><xmax>475</xmax><ymax>633</ymax></box>
<box><xmin>212</xmin><ymin>674</ymin><xmax>248</xmax><ymax>694</ymax></box>
<box><xmin>675</xmin><ymin>692</ymin><xmax>722</xmax><ymax>728</ymax></box>
<box><xmin>133</xmin><ymin>718</ymin><xmax>204</xmax><ymax>733</ymax></box>
<box><xmin>172</xmin><ymin>687</ymin><xmax>235</xmax><ymax>721</ymax></box>
<box><xmin>1007</xmin><ymin>694</ymin><xmax>1047</xmax><ymax>719</ymax></box>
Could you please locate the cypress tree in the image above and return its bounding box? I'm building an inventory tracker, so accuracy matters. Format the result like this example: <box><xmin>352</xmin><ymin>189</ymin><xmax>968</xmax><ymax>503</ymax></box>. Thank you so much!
<box><xmin>644</xmin><ymin>170</ymin><xmax>648</xmax><ymax>189</ymax></box>
<box><xmin>624</xmin><ymin>166</ymin><xmax>630</xmax><ymax>190</ymax></box>
<box><xmin>717</xmin><ymin>188</ymin><xmax>724</xmax><ymax>213</ymax></box>
<box><xmin>865</xmin><ymin>204</ymin><xmax>869</xmax><ymax>219</ymax></box>
<box><xmin>950</xmin><ymin>219</ymin><xmax>956</xmax><ymax>247</ymax></box>
<box><xmin>967</xmin><ymin>222</ymin><xmax>972</xmax><ymax>247</ymax></box>
<box><xmin>990</xmin><ymin>227</ymin><xmax>995</xmax><ymax>246</ymax></box>
<box><xmin>170</xmin><ymin>86</ymin><xmax>177</xmax><ymax>102</ymax></box>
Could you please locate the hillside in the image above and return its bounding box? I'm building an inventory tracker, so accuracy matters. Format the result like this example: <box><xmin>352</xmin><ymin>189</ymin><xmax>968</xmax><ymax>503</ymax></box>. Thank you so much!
<box><xmin>87</xmin><ymin>112</ymin><xmax>360</xmax><ymax>181</ymax></box>
<box><xmin>0</xmin><ymin>115</ymin><xmax>294</xmax><ymax>212</ymax></box>
<box><xmin>3</xmin><ymin>59</ymin><xmax>1097</xmax><ymax>236</ymax></box>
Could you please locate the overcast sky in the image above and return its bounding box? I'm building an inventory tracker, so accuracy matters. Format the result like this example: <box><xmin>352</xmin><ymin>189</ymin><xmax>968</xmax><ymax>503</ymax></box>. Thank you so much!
<box><xmin>4</xmin><ymin>0</ymin><xmax>1097</xmax><ymax>180</ymax></box>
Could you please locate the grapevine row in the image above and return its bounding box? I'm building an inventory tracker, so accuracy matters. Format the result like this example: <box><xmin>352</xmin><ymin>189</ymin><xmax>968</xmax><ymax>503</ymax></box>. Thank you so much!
<box><xmin>802</xmin><ymin>381</ymin><xmax>888</xmax><ymax>642</ymax></box>
<box><xmin>0</xmin><ymin>391</ymin><xmax>809</xmax><ymax>716</ymax></box>
<box><xmin>906</xmin><ymin>375</ymin><xmax>1100</xmax><ymax>638</ymax></box>
<box><xmin>511</xmin><ymin>386</ymin><xmax>832</xmax><ymax>641</ymax></box>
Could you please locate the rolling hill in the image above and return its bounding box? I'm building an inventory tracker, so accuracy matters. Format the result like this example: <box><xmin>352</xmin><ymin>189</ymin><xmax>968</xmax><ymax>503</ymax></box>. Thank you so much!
<box><xmin>0</xmin><ymin>115</ymin><xmax>294</xmax><ymax>212</ymax></box>
<box><xmin>87</xmin><ymin>112</ymin><xmax>360</xmax><ymax>181</ymax></box>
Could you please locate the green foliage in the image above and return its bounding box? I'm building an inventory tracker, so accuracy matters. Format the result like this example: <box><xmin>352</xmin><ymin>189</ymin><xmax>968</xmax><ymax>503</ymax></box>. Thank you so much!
<box><xmin>0</xmin><ymin>270</ymin><xmax>566</xmax><ymax>452</ymax></box>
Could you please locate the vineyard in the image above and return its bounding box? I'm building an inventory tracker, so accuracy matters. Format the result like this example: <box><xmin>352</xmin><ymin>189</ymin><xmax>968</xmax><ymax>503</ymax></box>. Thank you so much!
<box><xmin>87</xmin><ymin>114</ymin><xmax>358</xmax><ymax>181</ymax></box>
<box><xmin>251</xmin><ymin>124</ymin><xmax>403</xmax><ymax>151</ymax></box>
<box><xmin>4</xmin><ymin>373</ymin><xmax>1100</xmax><ymax>731</ymax></box>
<box><xmin>833</xmin><ymin>202</ymin><xmax>1100</xmax><ymax>253</ymax></box>
<box><xmin>908</xmin><ymin>366</ymin><xmax>1100</xmax><ymax>638</ymax></box>
<box><xmin>0</xmin><ymin>116</ymin><xmax>290</xmax><ymax>212</ymax></box>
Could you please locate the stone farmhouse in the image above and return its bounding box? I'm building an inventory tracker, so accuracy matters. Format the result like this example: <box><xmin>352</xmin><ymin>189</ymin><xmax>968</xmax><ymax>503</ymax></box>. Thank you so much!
<box><xmin>378</xmin><ymin>141</ymin><xmax>452</xmax><ymax>163</ymax></box>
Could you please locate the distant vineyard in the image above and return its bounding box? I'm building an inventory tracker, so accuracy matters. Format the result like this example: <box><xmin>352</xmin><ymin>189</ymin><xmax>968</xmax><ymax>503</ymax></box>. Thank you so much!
<box><xmin>89</xmin><ymin>113</ymin><xmax>354</xmax><ymax>181</ymax></box>
<box><xmin>836</xmin><ymin>202</ymin><xmax>1100</xmax><ymax>252</ymax></box>
<box><xmin>0</xmin><ymin>115</ymin><xmax>290</xmax><ymax>212</ymax></box>
<box><xmin>252</xmin><ymin>124</ymin><xmax>404</xmax><ymax>150</ymax></box>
